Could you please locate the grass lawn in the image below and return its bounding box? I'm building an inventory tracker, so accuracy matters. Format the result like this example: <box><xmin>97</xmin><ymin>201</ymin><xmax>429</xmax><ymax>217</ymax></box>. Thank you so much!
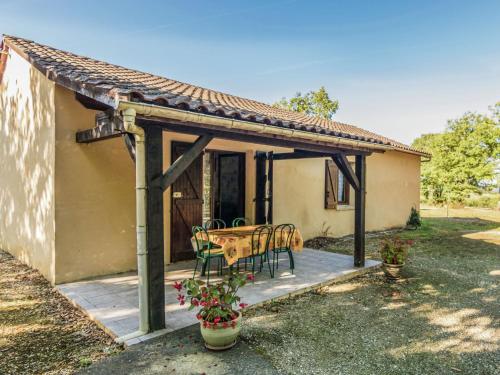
<box><xmin>242</xmin><ymin>208</ymin><xmax>500</xmax><ymax>375</ymax></box>
<box><xmin>0</xmin><ymin>251</ymin><xmax>122</xmax><ymax>375</ymax></box>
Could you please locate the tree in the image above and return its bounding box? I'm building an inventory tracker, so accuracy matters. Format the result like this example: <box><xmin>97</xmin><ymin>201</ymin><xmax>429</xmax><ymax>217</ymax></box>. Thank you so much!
<box><xmin>273</xmin><ymin>86</ymin><xmax>339</xmax><ymax>120</ymax></box>
<box><xmin>412</xmin><ymin>102</ymin><xmax>500</xmax><ymax>204</ymax></box>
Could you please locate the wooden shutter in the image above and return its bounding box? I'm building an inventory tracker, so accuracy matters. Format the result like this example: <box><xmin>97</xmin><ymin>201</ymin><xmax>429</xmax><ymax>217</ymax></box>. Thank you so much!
<box><xmin>325</xmin><ymin>159</ymin><xmax>339</xmax><ymax>209</ymax></box>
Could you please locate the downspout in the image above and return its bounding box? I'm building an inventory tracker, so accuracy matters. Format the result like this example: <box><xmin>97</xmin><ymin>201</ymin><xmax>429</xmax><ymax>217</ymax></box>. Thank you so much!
<box><xmin>115</xmin><ymin>108</ymin><xmax>149</xmax><ymax>343</ymax></box>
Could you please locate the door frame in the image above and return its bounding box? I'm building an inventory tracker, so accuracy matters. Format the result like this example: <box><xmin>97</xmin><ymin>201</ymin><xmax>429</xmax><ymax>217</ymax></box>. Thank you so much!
<box><xmin>209</xmin><ymin>150</ymin><xmax>246</xmax><ymax>225</ymax></box>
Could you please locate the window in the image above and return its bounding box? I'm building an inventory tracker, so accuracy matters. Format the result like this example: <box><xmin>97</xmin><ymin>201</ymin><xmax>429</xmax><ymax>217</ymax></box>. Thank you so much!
<box><xmin>325</xmin><ymin>160</ymin><xmax>350</xmax><ymax>209</ymax></box>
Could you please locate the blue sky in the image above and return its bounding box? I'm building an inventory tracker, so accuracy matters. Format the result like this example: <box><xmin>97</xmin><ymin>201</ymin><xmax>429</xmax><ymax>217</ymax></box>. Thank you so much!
<box><xmin>1</xmin><ymin>0</ymin><xmax>499</xmax><ymax>144</ymax></box>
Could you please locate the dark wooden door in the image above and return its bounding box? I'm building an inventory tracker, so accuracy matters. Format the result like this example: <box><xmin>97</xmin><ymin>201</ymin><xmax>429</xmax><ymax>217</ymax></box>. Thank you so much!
<box><xmin>170</xmin><ymin>142</ymin><xmax>203</xmax><ymax>262</ymax></box>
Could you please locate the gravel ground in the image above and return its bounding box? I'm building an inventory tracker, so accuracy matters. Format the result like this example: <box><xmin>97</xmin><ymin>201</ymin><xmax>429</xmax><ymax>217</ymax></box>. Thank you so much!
<box><xmin>0</xmin><ymin>251</ymin><xmax>122</xmax><ymax>375</ymax></box>
<box><xmin>242</xmin><ymin>212</ymin><xmax>500</xmax><ymax>375</ymax></box>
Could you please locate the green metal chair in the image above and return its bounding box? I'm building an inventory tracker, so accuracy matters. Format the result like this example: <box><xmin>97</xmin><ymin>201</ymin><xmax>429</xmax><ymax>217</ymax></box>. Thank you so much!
<box><xmin>270</xmin><ymin>223</ymin><xmax>296</xmax><ymax>275</ymax></box>
<box><xmin>204</xmin><ymin>219</ymin><xmax>226</xmax><ymax>230</ymax></box>
<box><xmin>192</xmin><ymin>225</ymin><xmax>225</xmax><ymax>285</ymax></box>
<box><xmin>243</xmin><ymin>225</ymin><xmax>273</xmax><ymax>278</ymax></box>
<box><xmin>232</xmin><ymin>217</ymin><xmax>251</xmax><ymax>227</ymax></box>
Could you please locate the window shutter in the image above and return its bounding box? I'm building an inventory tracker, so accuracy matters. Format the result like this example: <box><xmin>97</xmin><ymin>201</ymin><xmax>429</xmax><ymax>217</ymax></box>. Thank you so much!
<box><xmin>325</xmin><ymin>159</ymin><xmax>339</xmax><ymax>209</ymax></box>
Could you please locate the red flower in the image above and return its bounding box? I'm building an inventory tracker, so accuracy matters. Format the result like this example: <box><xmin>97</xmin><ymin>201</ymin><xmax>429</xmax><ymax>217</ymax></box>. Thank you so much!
<box><xmin>239</xmin><ymin>303</ymin><xmax>248</xmax><ymax>309</ymax></box>
<box><xmin>212</xmin><ymin>297</ymin><xmax>218</xmax><ymax>306</ymax></box>
<box><xmin>173</xmin><ymin>281</ymin><xmax>182</xmax><ymax>291</ymax></box>
<box><xmin>201</xmin><ymin>292</ymin><xmax>208</xmax><ymax>298</ymax></box>
<box><xmin>213</xmin><ymin>316</ymin><xmax>221</xmax><ymax>324</ymax></box>
<box><xmin>246</xmin><ymin>274</ymin><xmax>255</xmax><ymax>281</ymax></box>
<box><xmin>196</xmin><ymin>313</ymin><xmax>202</xmax><ymax>320</ymax></box>
<box><xmin>177</xmin><ymin>294</ymin><xmax>186</xmax><ymax>305</ymax></box>
<box><xmin>191</xmin><ymin>298</ymin><xmax>199</xmax><ymax>306</ymax></box>
<box><xmin>200</xmin><ymin>301</ymin><xmax>208</xmax><ymax>307</ymax></box>
<box><xmin>202</xmin><ymin>321</ymin><xmax>208</xmax><ymax>328</ymax></box>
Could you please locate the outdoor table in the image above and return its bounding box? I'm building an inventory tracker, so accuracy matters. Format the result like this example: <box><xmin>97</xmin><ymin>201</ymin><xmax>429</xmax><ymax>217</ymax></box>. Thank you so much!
<box><xmin>191</xmin><ymin>225</ymin><xmax>303</xmax><ymax>266</ymax></box>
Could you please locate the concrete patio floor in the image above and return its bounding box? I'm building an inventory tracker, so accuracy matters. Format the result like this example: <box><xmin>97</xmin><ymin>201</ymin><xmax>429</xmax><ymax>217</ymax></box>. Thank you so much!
<box><xmin>57</xmin><ymin>249</ymin><xmax>380</xmax><ymax>346</ymax></box>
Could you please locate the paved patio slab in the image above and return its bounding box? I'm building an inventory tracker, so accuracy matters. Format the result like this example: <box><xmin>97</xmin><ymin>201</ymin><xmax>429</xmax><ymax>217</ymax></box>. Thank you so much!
<box><xmin>57</xmin><ymin>249</ymin><xmax>379</xmax><ymax>346</ymax></box>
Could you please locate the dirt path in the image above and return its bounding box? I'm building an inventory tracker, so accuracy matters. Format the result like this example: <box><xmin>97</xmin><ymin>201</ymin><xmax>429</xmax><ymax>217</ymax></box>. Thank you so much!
<box><xmin>0</xmin><ymin>251</ymin><xmax>122</xmax><ymax>375</ymax></box>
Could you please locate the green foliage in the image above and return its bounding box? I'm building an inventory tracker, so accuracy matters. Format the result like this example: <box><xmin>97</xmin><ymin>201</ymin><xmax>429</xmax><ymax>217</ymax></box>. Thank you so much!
<box><xmin>173</xmin><ymin>271</ymin><xmax>252</xmax><ymax>328</ymax></box>
<box><xmin>464</xmin><ymin>194</ymin><xmax>499</xmax><ymax>209</ymax></box>
<box><xmin>273</xmin><ymin>86</ymin><xmax>339</xmax><ymax>119</ymax></box>
<box><xmin>413</xmin><ymin>102</ymin><xmax>500</xmax><ymax>204</ymax></box>
<box><xmin>406</xmin><ymin>207</ymin><xmax>421</xmax><ymax>227</ymax></box>
<box><xmin>379</xmin><ymin>237</ymin><xmax>413</xmax><ymax>265</ymax></box>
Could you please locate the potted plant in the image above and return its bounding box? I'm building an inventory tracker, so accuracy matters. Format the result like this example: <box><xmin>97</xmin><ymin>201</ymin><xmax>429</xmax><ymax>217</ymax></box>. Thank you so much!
<box><xmin>379</xmin><ymin>237</ymin><xmax>414</xmax><ymax>280</ymax></box>
<box><xmin>173</xmin><ymin>272</ymin><xmax>253</xmax><ymax>350</ymax></box>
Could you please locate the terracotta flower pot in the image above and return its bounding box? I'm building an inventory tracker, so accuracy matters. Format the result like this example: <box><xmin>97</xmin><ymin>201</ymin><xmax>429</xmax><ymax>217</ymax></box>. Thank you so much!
<box><xmin>382</xmin><ymin>262</ymin><xmax>404</xmax><ymax>280</ymax></box>
<box><xmin>200</xmin><ymin>312</ymin><xmax>242</xmax><ymax>351</ymax></box>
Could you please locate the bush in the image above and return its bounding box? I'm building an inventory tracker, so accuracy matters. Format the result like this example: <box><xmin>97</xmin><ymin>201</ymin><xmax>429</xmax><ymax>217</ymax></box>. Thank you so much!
<box><xmin>464</xmin><ymin>195</ymin><xmax>499</xmax><ymax>209</ymax></box>
<box><xmin>406</xmin><ymin>207</ymin><xmax>422</xmax><ymax>227</ymax></box>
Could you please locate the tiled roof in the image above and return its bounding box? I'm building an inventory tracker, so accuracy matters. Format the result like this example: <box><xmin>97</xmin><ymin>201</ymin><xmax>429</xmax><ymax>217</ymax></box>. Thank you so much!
<box><xmin>1</xmin><ymin>35</ymin><xmax>426</xmax><ymax>155</ymax></box>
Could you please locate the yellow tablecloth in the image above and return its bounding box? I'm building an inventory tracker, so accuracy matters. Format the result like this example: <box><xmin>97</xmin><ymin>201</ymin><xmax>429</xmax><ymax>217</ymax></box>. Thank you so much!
<box><xmin>191</xmin><ymin>225</ymin><xmax>303</xmax><ymax>266</ymax></box>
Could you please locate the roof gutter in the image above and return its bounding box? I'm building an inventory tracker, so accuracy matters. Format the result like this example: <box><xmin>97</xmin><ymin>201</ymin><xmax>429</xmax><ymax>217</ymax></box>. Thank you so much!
<box><xmin>117</xmin><ymin>101</ymin><xmax>393</xmax><ymax>152</ymax></box>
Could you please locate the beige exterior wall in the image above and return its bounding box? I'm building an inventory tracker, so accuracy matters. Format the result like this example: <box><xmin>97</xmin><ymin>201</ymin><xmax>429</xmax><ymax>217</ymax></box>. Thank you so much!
<box><xmin>0</xmin><ymin>50</ymin><xmax>56</xmax><ymax>283</ymax></box>
<box><xmin>53</xmin><ymin>86</ymin><xmax>136</xmax><ymax>283</ymax></box>
<box><xmin>273</xmin><ymin>151</ymin><xmax>421</xmax><ymax>239</ymax></box>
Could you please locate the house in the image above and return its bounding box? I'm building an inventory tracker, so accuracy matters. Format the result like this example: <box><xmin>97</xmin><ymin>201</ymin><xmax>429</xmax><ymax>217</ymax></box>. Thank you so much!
<box><xmin>0</xmin><ymin>35</ymin><xmax>427</xmax><ymax>334</ymax></box>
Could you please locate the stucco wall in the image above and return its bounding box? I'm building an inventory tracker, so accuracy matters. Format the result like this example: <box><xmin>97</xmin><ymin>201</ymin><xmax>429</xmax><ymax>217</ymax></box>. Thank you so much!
<box><xmin>273</xmin><ymin>151</ymin><xmax>421</xmax><ymax>239</ymax></box>
<box><xmin>0</xmin><ymin>50</ymin><xmax>56</xmax><ymax>282</ymax></box>
<box><xmin>53</xmin><ymin>86</ymin><xmax>136</xmax><ymax>283</ymax></box>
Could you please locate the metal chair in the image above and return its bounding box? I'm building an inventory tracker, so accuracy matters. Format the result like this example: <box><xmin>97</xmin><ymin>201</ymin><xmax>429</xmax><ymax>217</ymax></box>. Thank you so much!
<box><xmin>270</xmin><ymin>224</ymin><xmax>296</xmax><ymax>275</ymax></box>
<box><xmin>204</xmin><ymin>219</ymin><xmax>226</xmax><ymax>230</ymax></box>
<box><xmin>192</xmin><ymin>225</ymin><xmax>224</xmax><ymax>285</ymax></box>
<box><xmin>232</xmin><ymin>217</ymin><xmax>251</xmax><ymax>227</ymax></box>
<box><xmin>244</xmin><ymin>225</ymin><xmax>273</xmax><ymax>278</ymax></box>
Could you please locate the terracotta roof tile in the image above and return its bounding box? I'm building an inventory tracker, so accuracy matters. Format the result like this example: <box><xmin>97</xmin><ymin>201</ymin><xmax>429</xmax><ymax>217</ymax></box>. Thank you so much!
<box><xmin>1</xmin><ymin>35</ymin><xmax>427</xmax><ymax>155</ymax></box>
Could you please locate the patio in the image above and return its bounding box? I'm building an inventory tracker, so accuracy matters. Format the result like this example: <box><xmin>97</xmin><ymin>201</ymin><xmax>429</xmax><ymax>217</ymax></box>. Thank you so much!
<box><xmin>57</xmin><ymin>249</ymin><xmax>380</xmax><ymax>346</ymax></box>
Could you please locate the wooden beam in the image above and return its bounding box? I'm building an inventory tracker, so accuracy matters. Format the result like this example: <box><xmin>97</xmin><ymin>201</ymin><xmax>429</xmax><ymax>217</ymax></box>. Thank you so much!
<box><xmin>76</xmin><ymin>113</ymin><xmax>124</xmax><ymax>143</ymax></box>
<box><xmin>267</xmin><ymin>151</ymin><xmax>273</xmax><ymax>224</ymax></box>
<box><xmin>255</xmin><ymin>152</ymin><xmax>267</xmax><ymax>225</ymax></box>
<box><xmin>273</xmin><ymin>151</ymin><xmax>336</xmax><ymax>160</ymax></box>
<box><xmin>332</xmin><ymin>154</ymin><xmax>360</xmax><ymax>191</ymax></box>
<box><xmin>75</xmin><ymin>92</ymin><xmax>112</xmax><ymax>111</ymax></box>
<box><xmin>136</xmin><ymin>117</ymin><xmax>377</xmax><ymax>155</ymax></box>
<box><xmin>160</xmin><ymin>134</ymin><xmax>213</xmax><ymax>191</ymax></box>
<box><xmin>354</xmin><ymin>155</ymin><xmax>366</xmax><ymax>267</ymax></box>
<box><xmin>144</xmin><ymin>125</ymin><xmax>166</xmax><ymax>330</ymax></box>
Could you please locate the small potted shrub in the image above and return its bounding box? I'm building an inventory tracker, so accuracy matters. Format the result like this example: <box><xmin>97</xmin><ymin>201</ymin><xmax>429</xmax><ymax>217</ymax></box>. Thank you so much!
<box><xmin>379</xmin><ymin>237</ymin><xmax>414</xmax><ymax>280</ymax></box>
<box><xmin>406</xmin><ymin>206</ymin><xmax>421</xmax><ymax>230</ymax></box>
<box><xmin>173</xmin><ymin>272</ymin><xmax>253</xmax><ymax>350</ymax></box>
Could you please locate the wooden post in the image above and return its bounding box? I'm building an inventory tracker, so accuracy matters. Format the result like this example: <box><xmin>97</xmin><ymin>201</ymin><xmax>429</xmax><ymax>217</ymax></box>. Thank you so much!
<box><xmin>354</xmin><ymin>154</ymin><xmax>366</xmax><ymax>267</ymax></box>
<box><xmin>144</xmin><ymin>125</ymin><xmax>166</xmax><ymax>330</ymax></box>
<box><xmin>267</xmin><ymin>151</ymin><xmax>273</xmax><ymax>224</ymax></box>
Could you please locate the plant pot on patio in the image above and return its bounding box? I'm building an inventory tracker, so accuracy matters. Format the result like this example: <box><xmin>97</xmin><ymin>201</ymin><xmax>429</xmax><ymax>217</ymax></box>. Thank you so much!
<box><xmin>379</xmin><ymin>237</ymin><xmax>414</xmax><ymax>280</ymax></box>
<box><xmin>172</xmin><ymin>272</ymin><xmax>253</xmax><ymax>351</ymax></box>
<box><xmin>200</xmin><ymin>311</ymin><xmax>242</xmax><ymax>350</ymax></box>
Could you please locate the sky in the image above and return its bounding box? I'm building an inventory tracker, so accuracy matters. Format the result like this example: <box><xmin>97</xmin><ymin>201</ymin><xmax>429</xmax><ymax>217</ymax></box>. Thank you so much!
<box><xmin>1</xmin><ymin>0</ymin><xmax>499</xmax><ymax>145</ymax></box>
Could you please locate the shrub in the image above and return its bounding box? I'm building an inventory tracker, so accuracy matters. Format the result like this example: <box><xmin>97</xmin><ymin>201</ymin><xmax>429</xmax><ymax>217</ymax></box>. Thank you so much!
<box><xmin>464</xmin><ymin>195</ymin><xmax>499</xmax><ymax>209</ymax></box>
<box><xmin>406</xmin><ymin>206</ymin><xmax>422</xmax><ymax>227</ymax></box>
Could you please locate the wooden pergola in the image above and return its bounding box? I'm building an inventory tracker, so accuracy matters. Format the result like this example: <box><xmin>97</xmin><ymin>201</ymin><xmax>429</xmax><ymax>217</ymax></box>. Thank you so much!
<box><xmin>76</xmin><ymin>100</ymin><xmax>375</xmax><ymax>332</ymax></box>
